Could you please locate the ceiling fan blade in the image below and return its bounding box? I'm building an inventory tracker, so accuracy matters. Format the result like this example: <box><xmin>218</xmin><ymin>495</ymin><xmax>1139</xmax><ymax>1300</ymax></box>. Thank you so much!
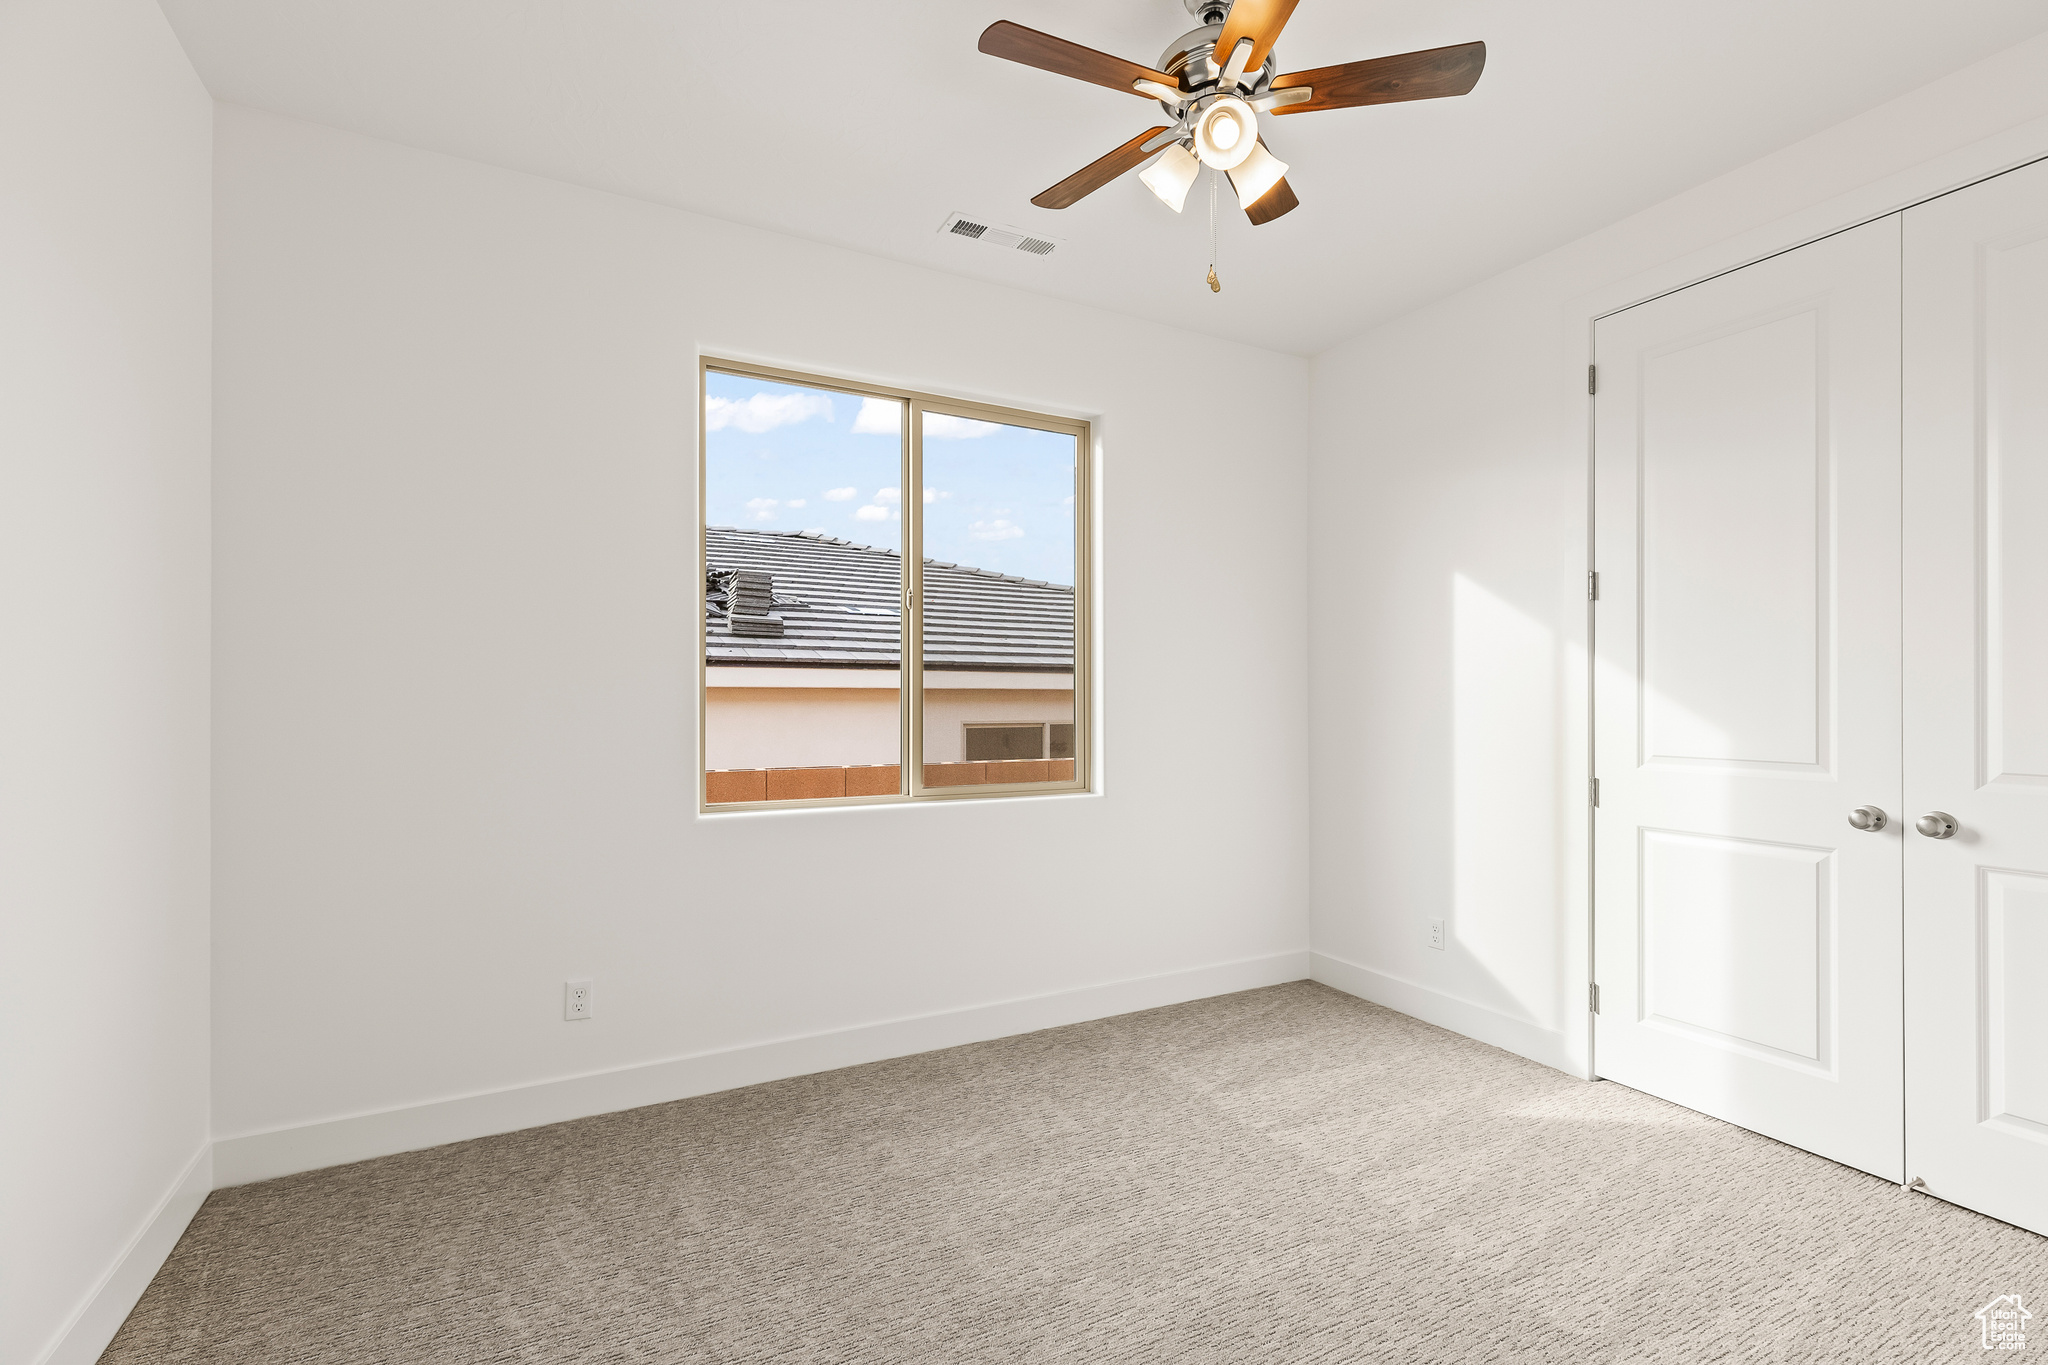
<box><xmin>1214</xmin><ymin>0</ymin><xmax>1303</xmax><ymax>78</ymax></box>
<box><xmin>978</xmin><ymin>21</ymin><xmax>1179</xmax><ymax>99</ymax></box>
<box><xmin>1244</xmin><ymin>176</ymin><xmax>1299</xmax><ymax>226</ymax></box>
<box><xmin>1032</xmin><ymin>127</ymin><xmax>1174</xmax><ymax>209</ymax></box>
<box><xmin>1269</xmin><ymin>41</ymin><xmax>1486</xmax><ymax>114</ymax></box>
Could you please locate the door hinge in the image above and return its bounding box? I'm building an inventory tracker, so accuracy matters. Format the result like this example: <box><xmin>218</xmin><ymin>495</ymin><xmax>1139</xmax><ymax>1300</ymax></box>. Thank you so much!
<box><xmin>1588</xmin><ymin>364</ymin><xmax>1597</xmax><ymax>395</ymax></box>
<box><xmin>1589</xmin><ymin>983</ymin><xmax>1601</xmax><ymax>1014</ymax></box>
<box><xmin>1589</xmin><ymin>778</ymin><xmax>1600</xmax><ymax>807</ymax></box>
<box><xmin>1587</xmin><ymin>570</ymin><xmax>1600</xmax><ymax>601</ymax></box>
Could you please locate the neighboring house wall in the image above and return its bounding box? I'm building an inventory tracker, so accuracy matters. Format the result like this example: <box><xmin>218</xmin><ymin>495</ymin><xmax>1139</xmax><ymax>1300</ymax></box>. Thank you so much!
<box><xmin>925</xmin><ymin>688</ymin><xmax>1072</xmax><ymax>764</ymax></box>
<box><xmin>705</xmin><ymin>672</ymin><xmax>1073</xmax><ymax>769</ymax></box>
<box><xmin>0</xmin><ymin>2</ymin><xmax>213</xmax><ymax>1361</ymax></box>
<box><xmin>706</xmin><ymin>687</ymin><xmax>899</xmax><ymax>770</ymax></box>
<box><xmin>1308</xmin><ymin>31</ymin><xmax>2048</xmax><ymax>1078</ymax></box>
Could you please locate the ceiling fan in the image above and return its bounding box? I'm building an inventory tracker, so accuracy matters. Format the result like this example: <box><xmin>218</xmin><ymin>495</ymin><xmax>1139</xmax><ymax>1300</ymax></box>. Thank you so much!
<box><xmin>978</xmin><ymin>0</ymin><xmax>1485</xmax><ymax>227</ymax></box>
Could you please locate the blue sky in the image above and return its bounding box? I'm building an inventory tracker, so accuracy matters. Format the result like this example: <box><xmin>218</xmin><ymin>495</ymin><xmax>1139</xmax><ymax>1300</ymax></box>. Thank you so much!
<box><xmin>704</xmin><ymin>372</ymin><xmax>1076</xmax><ymax>585</ymax></box>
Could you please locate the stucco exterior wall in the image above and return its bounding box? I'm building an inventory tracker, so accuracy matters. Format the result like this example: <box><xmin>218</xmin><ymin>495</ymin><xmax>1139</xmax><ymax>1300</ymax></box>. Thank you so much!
<box><xmin>705</xmin><ymin>680</ymin><xmax>1073</xmax><ymax>768</ymax></box>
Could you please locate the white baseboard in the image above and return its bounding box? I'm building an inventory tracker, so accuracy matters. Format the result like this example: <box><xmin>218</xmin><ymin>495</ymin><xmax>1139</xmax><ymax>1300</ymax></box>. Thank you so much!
<box><xmin>36</xmin><ymin>1142</ymin><xmax>212</xmax><ymax>1365</ymax></box>
<box><xmin>215</xmin><ymin>950</ymin><xmax>1313</xmax><ymax>1188</ymax></box>
<box><xmin>1310</xmin><ymin>951</ymin><xmax>1581</xmax><ymax>1076</ymax></box>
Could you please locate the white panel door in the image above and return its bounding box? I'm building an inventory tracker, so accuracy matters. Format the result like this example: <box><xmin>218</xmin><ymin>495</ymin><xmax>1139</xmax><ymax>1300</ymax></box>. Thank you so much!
<box><xmin>1904</xmin><ymin>156</ymin><xmax>2048</xmax><ymax>1235</ymax></box>
<box><xmin>1593</xmin><ymin>217</ymin><xmax>1904</xmax><ymax>1181</ymax></box>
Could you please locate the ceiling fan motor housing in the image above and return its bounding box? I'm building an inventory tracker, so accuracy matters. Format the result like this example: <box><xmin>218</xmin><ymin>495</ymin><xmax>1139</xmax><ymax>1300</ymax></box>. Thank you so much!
<box><xmin>1157</xmin><ymin>22</ymin><xmax>1277</xmax><ymax>119</ymax></box>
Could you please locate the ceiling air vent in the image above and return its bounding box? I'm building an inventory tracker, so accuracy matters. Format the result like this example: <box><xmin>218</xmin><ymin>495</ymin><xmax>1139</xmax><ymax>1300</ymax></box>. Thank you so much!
<box><xmin>939</xmin><ymin>212</ymin><xmax>1063</xmax><ymax>260</ymax></box>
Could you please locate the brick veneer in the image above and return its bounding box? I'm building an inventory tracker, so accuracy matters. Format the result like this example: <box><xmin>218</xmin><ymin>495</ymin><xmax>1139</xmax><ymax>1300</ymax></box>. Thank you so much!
<box><xmin>706</xmin><ymin>759</ymin><xmax>1077</xmax><ymax>805</ymax></box>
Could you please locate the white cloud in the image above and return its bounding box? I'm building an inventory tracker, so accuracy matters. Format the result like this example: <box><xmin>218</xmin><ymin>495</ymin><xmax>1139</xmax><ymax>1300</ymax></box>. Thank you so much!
<box><xmin>823</xmin><ymin>487</ymin><xmax>857</xmax><ymax>501</ymax></box>
<box><xmin>925</xmin><ymin>414</ymin><xmax>1001</xmax><ymax>440</ymax></box>
<box><xmin>786</xmin><ymin>498</ymin><xmax>806</xmax><ymax>509</ymax></box>
<box><xmin>875</xmin><ymin>487</ymin><xmax>901</xmax><ymax>505</ymax></box>
<box><xmin>745</xmin><ymin>497</ymin><xmax>779</xmax><ymax>521</ymax></box>
<box><xmin>1062</xmin><ymin>494</ymin><xmax>1075</xmax><ymax>508</ymax></box>
<box><xmin>854</xmin><ymin>505</ymin><xmax>891</xmax><ymax>521</ymax></box>
<box><xmin>705</xmin><ymin>391</ymin><xmax>832</xmax><ymax>433</ymax></box>
<box><xmin>970</xmin><ymin>519</ymin><xmax>1025</xmax><ymax>540</ymax></box>
<box><xmin>852</xmin><ymin>397</ymin><xmax>901</xmax><ymax>435</ymax></box>
<box><xmin>924</xmin><ymin>488</ymin><xmax>950</xmax><ymax>503</ymax></box>
<box><xmin>854</xmin><ymin>402</ymin><xmax>996</xmax><ymax>440</ymax></box>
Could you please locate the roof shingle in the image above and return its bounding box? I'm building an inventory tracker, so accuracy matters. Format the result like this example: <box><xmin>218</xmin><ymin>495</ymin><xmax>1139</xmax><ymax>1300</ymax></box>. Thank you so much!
<box><xmin>705</xmin><ymin>527</ymin><xmax>1073</xmax><ymax>672</ymax></box>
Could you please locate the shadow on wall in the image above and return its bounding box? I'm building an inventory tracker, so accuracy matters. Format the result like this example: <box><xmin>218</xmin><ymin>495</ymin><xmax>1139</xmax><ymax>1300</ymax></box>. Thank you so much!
<box><xmin>1449</xmin><ymin>572</ymin><xmax>1570</xmax><ymax>1029</ymax></box>
<box><xmin>1449</xmin><ymin>569</ymin><xmax>1747</xmax><ymax>1039</ymax></box>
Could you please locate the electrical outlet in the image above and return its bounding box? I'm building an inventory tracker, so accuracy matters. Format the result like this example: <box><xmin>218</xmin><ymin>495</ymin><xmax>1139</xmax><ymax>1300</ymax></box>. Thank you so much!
<box><xmin>1429</xmin><ymin>918</ymin><xmax>1446</xmax><ymax>951</ymax></box>
<box><xmin>564</xmin><ymin>979</ymin><xmax>594</xmax><ymax>1021</ymax></box>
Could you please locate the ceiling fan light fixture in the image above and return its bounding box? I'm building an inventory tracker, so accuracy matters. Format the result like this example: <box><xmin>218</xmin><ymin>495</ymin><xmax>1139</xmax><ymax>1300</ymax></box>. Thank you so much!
<box><xmin>1193</xmin><ymin>96</ymin><xmax>1257</xmax><ymax>169</ymax></box>
<box><xmin>1226</xmin><ymin>140</ymin><xmax>1289</xmax><ymax>207</ymax></box>
<box><xmin>1139</xmin><ymin>141</ymin><xmax>1201</xmax><ymax>212</ymax></box>
<box><xmin>977</xmin><ymin>12</ymin><xmax>1489</xmax><ymax>229</ymax></box>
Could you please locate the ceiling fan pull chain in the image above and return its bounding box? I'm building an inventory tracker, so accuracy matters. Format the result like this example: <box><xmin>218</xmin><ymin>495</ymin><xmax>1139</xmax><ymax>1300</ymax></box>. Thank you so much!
<box><xmin>1206</xmin><ymin>169</ymin><xmax>1221</xmax><ymax>293</ymax></box>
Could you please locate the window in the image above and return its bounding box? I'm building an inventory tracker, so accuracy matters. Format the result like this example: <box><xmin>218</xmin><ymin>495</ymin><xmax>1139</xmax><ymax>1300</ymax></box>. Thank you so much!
<box><xmin>964</xmin><ymin>724</ymin><xmax>1047</xmax><ymax>761</ymax></box>
<box><xmin>962</xmin><ymin>722</ymin><xmax>1076</xmax><ymax>762</ymax></box>
<box><xmin>699</xmin><ymin>359</ymin><xmax>1088</xmax><ymax>808</ymax></box>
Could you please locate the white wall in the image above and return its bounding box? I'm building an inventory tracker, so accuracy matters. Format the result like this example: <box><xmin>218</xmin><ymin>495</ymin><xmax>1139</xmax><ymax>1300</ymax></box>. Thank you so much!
<box><xmin>210</xmin><ymin>105</ymin><xmax>1311</xmax><ymax>1175</ymax></box>
<box><xmin>0</xmin><ymin>2</ymin><xmax>214</xmax><ymax>1361</ymax></box>
<box><xmin>1308</xmin><ymin>32</ymin><xmax>2048</xmax><ymax>1076</ymax></box>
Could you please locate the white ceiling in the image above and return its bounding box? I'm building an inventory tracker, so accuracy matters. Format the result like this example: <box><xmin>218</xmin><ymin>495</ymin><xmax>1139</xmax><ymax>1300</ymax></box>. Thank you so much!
<box><xmin>161</xmin><ymin>0</ymin><xmax>2048</xmax><ymax>355</ymax></box>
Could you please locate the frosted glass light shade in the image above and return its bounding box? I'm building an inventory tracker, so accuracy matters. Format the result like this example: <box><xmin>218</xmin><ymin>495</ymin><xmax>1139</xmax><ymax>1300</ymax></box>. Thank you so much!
<box><xmin>1194</xmin><ymin>97</ymin><xmax>1257</xmax><ymax>170</ymax></box>
<box><xmin>1139</xmin><ymin>142</ymin><xmax>1201</xmax><ymax>213</ymax></box>
<box><xmin>1226</xmin><ymin>139</ymin><xmax>1289</xmax><ymax>208</ymax></box>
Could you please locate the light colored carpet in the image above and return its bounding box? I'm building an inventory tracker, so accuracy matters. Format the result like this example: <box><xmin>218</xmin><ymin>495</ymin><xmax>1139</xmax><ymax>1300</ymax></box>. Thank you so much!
<box><xmin>104</xmin><ymin>982</ymin><xmax>2046</xmax><ymax>1363</ymax></box>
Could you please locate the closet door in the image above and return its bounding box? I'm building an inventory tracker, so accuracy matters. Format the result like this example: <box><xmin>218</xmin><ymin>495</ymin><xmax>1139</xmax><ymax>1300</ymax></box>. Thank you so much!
<box><xmin>1904</xmin><ymin>156</ymin><xmax>2048</xmax><ymax>1236</ymax></box>
<box><xmin>1593</xmin><ymin>216</ymin><xmax>1904</xmax><ymax>1181</ymax></box>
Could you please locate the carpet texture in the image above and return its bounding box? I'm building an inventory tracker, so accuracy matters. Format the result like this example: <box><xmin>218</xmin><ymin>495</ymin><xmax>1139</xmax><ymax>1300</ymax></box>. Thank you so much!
<box><xmin>104</xmin><ymin>983</ymin><xmax>2046</xmax><ymax>1362</ymax></box>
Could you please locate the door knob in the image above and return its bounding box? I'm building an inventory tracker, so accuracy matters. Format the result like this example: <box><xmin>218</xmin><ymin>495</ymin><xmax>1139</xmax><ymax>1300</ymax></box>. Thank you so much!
<box><xmin>1847</xmin><ymin>806</ymin><xmax>1888</xmax><ymax>832</ymax></box>
<box><xmin>1916</xmin><ymin>811</ymin><xmax>1959</xmax><ymax>839</ymax></box>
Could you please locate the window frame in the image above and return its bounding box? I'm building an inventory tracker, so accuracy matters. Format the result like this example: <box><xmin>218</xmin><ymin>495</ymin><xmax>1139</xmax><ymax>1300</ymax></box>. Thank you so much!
<box><xmin>698</xmin><ymin>356</ymin><xmax>1092</xmax><ymax>813</ymax></box>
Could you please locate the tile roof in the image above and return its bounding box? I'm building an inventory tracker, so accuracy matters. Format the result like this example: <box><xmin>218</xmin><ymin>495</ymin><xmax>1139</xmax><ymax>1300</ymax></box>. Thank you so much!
<box><xmin>705</xmin><ymin>527</ymin><xmax>1074</xmax><ymax>672</ymax></box>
